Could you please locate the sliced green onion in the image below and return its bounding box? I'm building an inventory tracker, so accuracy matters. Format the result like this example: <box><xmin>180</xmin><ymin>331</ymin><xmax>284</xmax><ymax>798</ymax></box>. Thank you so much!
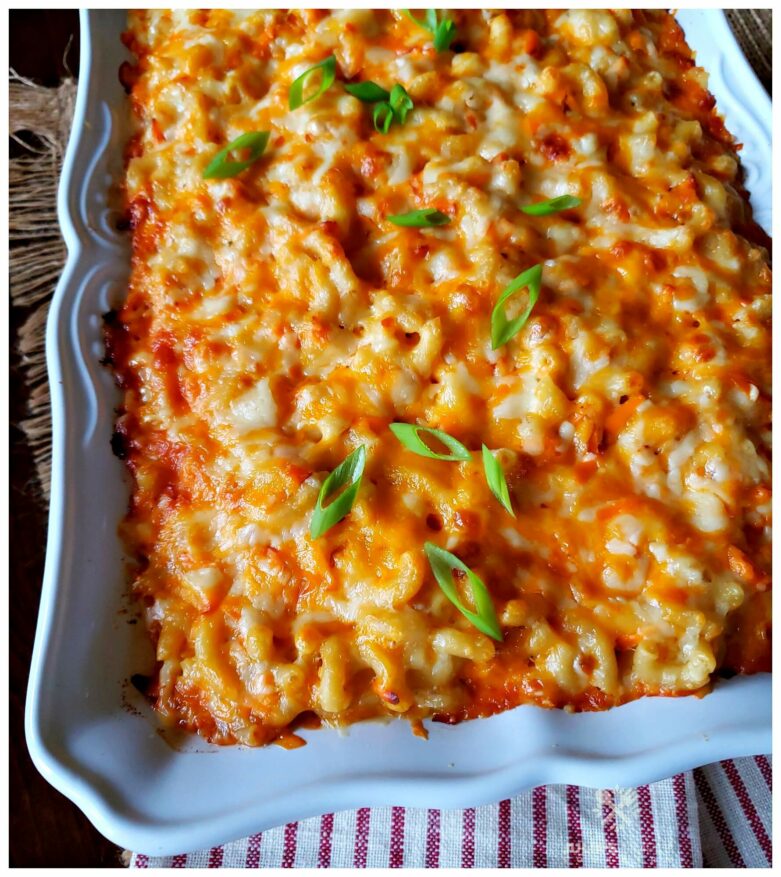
<box><xmin>310</xmin><ymin>445</ymin><xmax>366</xmax><ymax>539</ymax></box>
<box><xmin>345</xmin><ymin>81</ymin><xmax>390</xmax><ymax>102</ymax></box>
<box><xmin>289</xmin><ymin>55</ymin><xmax>337</xmax><ymax>110</ymax></box>
<box><xmin>349</xmin><ymin>81</ymin><xmax>412</xmax><ymax>132</ymax></box>
<box><xmin>490</xmin><ymin>263</ymin><xmax>543</xmax><ymax>350</ymax></box>
<box><xmin>424</xmin><ymin>542</ymin><xmax>503</xmax><ymax>641</ymax></box>
<box><xmin>432</xmin><ymin>18</ymin><xmax>457</xmax><ymax>52</ymax></box>
<box><xmin>481</xmin><ymin>445</ymin><xmax>515</xmax><ymax>517</ymax></box>
<box><xmin>387</xmin><ymin>208</ymin><xmax>450</xmax><ymax>228</ymax></box>
<box><xmin>402</xmin><ymin>9</ymin><xmax>457</xmax><ymax>53</ymax></box>
<box><xmin>373</xmin><ymin>101</ymin><xmax>394</xmax><ymax>134</ymax></box>
<box><xmin>389</xmin><ymin>83</ymin><xmax>414</xmax><ymax>124</ymax></box>
<box><xmin>389</xmin><ymin>423</ymin><xmax>471</xmax><ymax>461</ymax></box>
<box><xmin>202</xmin><ymin>131</ymin><xmax>270</xmax><ymax>180</ymax></box>
<box><xmin>401</xmin><ymin>9</ymin><xmax>433</xmax><ymax>29</ymax></box>
<box><xmin>521</xmin><ymin>194</ymin><xmax>582</xmax><ymax>216</ymax></box>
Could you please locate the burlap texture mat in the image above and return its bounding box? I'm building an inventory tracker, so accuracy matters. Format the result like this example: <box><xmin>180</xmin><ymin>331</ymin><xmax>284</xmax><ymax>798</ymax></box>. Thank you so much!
<box><xmin>8</xmin><ymin>12</ymin><xmax>773</xmax><ymax>502</ymax></box>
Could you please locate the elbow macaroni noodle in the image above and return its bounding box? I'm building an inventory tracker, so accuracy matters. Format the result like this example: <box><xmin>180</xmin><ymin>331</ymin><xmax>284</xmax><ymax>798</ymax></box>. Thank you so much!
<box><xmin>109</xmin><ymin>9</ymin><xmax>771</xmax><ymax>745</ymax></box>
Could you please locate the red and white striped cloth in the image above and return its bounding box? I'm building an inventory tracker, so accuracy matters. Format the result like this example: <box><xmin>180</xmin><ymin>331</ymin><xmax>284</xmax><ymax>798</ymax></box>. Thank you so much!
<box><xmin>131</xmin><ymin>755</ymin><xmax>771</xmax><ymax>868</ymax></box>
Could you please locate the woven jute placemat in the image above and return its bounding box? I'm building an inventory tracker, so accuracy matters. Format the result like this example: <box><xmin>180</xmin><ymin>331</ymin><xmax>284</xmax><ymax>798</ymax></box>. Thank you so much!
<box><xmin>8</xmin><ymin>11</ymin><xmax>773</xmax><ymax>501</ymax></box>
<box><xmin>10</xmin><ymin>72</ymin><xmax>77</xmax><ymax>500</ymax></box>
<box><xmin>726</xmin><ymin>9</ymin><xmax>772</xmax><ymax>94</ymax></box>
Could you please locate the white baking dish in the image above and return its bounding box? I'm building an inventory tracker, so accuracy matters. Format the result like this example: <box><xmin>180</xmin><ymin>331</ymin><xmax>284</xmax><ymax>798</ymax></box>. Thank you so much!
<box><xmin>26</xmin><ymin>9</ymin><xmax>771</xmax><ymax>856</ymax></box>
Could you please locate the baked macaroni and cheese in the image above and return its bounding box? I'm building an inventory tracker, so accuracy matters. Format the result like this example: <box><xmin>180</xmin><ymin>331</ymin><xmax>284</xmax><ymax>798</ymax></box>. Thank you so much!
<box><xmin>109</xmin><ymin>9</ymin><xmax>771</xmax><ymax>745</ymax></box>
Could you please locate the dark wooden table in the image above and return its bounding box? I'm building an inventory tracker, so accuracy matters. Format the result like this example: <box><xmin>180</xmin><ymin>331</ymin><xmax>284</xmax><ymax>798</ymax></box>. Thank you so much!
<box><xmin>10</xmin><ymin>10</ymin><xmax>124</xmax><ymax>868</ymax></box>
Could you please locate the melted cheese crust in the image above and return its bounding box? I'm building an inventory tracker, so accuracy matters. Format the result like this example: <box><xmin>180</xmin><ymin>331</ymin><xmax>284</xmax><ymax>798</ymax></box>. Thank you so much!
<box><xmin>112</xmin><ymin>9</ymin><xmax>771</xmax><ymax>745</ymax></box>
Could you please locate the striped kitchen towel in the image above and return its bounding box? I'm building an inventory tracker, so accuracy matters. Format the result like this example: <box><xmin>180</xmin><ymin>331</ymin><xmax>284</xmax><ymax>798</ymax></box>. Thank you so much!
<box><xmin>131</xmin><ymin>755</ymin><xmax>771</xmax><ymax>868</ymax></box>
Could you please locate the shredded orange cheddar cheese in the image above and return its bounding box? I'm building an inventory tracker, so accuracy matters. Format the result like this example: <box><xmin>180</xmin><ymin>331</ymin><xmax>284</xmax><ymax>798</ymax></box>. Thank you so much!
<box><xmin>109</xmin><ymin>9</ymin><xmax>771</xmax><ymax>745</ymax></box>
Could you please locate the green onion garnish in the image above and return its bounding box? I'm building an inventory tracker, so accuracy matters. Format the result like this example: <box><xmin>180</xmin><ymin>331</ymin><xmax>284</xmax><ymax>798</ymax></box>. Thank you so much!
<box><xmin>401</xmin><ymin>9</ymin><xmax>439</xmax><ymax>30</ymax></box>
<box><xmin>365</xmin><ymin>84</ymin><xmax>414</xmax><ymax>133</ymax></box>
<box><xmin>490</xmin><ymin>263</ymin><xmax>543</xmax><ymax>350</ymax></box>
<box><xmin>289</xmin><ymin>56</ymin><xmax>337</xmax><ymax>110</ymax></box>
<box><xmin>310</xmin><ymin>445</ymin><xmax>366</xmax><ymax>539</ymax></box>
<box><xmin>345</xmin><ymin>81</ymin><xmax>390</xmax><ymax>102</ymax></box>
<box><xmin>202</xmin><ymin>131</ymin><xmax>270</xmax><ymax>180</ymax></box>
<box><xmin>481</xmin><ymin>445</ymin><xmax>515</xmax><ymax>517</ymax></box>
<box><xmin>389</xmin><ymin>423</ymin><xmax>471</xmax><ymax>461</ymax></box>
<box><xmin>387</xmin><ymin>208</ymin><xmax>450</xmax><ymax>228</ymax></box>
<box><xmin>402</xmin><ymin>9</ymin><xmax>457</xmax><ymax>53</ymax></box>
<box><xmin>373</xmin><ymin>102</ymin><xmax>395</xmax><ymax>134</ymax></box>
<box><xmin>401</xmin><ymin>8</ymin><xmax>435</xmax><ymax>33</ymax></box>
<box><xmin>389</xmin><ymin>83</ymin><xmax>414</xmax><ymax>124</ymax></box>
<box><xmin>433</xmin><ymin>18</ymin><xmax>457</xmax><ymax>52</ymax></box>
<box><xmin>521</xmin><ymin>195</ymin><xmax>582</xmax><ymax>216</ymax></box>
<box><xmin>424</xmin><ymin>542</ymin><xmax>503</xmax><ymax>641</ymax></box>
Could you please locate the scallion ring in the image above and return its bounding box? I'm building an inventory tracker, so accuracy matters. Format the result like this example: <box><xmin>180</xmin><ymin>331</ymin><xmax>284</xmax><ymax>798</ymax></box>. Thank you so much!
<box><xmin>402</xmin><ymin>9</ymin><xmax>457</xmax><ymax>53</ymax></box>
<box><xmin>490</xmin><ymin>263</ymin><xmax>543</xmax><ymax>350</ymax></box>
<box><xmin>387</xmin><ymin>208</ymin><xmax>450</xmax><ymax>228</ymax></box>
<box><xmin>289</xmin><ymin>55</ymin><xmax>337</xmax><ymax>110</ymax></box>
<box><xmin>202</xmin><ymin>131</ymin><xmax>270</xmax><ymax>180</ymax></box>
<box><xmin>481</xmin><ymin>445</ymin><xmax>515</xmax><ymax>517</ymax></box>
<box><xmin>309</xmin><ymin>445</ymin><xmax>366</xmax><ymax>539</ymax></box>
<box><xmin>432</xmin><ymin>18</ymin><xmax>457</xmax><ymax>52</ymax></box>
<box><xmin>345</xmin><ymin>81</ymin><xmax>390</xmax><ymax>102</ymax></box>
<box><xmin>424</xmin><ymin>542</ymin><xmax>503</xmax><ymax>641</ymax></box>
<box><xmin>373</xmin><ymin>101</ymin><xmax>394</xmax><ymax>134</ymax></box>
<box><xmin>401</xmin><ymin>9</ymin><xmax>435</xmax><ymax>30</ymax></box>
<box><xmin>521</xmin><ymin>194</ymin><xmax>582</xmax><ymax>216</ymax></box>
<box><xmin>389</xmin><ymin>83</ymin><xmax>414</xmax><ymax>124</ymax></box>
<box><xmin>389</xmin><ymin>423</ymin><xmax>471</xmax><ymax>461</ymax></box>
